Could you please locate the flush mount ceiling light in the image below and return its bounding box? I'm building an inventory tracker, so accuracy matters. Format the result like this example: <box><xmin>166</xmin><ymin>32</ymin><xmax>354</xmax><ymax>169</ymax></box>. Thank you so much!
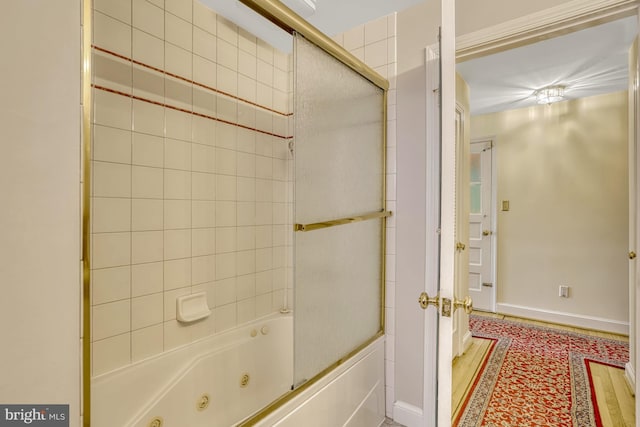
<box><xmin>535</xmin><ymin>85</ymin><xmax>566</xmax><ymax>105</ymax></box>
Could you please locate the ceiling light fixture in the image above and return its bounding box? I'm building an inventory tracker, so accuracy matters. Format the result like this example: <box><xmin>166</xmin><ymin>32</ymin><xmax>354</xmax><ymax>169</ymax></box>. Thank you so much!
<box><xmin>535</xmin><ymin>85</ymin><xmax>565</xmax><ymax>105</ymax></box>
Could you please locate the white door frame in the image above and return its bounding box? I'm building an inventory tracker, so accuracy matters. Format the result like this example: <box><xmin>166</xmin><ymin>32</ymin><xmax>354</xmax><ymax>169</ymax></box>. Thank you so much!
<box><xmin>629</xmin><ymin>26</ymin><xmax>640</xmax><ymax>402</ymax></box>
<box><xmin>423</xmin><ymin>1</ymin><xmax>639</xmax><ymax>426</ymax></box>
<box><xmin>456</xmin><ymin>0</ymin><xmax>638</xmax><ymax>62</ymax></box>
<box><xmin>436</xmin><ymin>0</ymin><xmax>457</xmax><ymax>425</ymax></box>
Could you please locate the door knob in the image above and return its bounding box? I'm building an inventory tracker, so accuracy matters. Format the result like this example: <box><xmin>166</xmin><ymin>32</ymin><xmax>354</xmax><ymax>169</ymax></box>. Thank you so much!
<box><xmin>630</xmin><ymin>251</ymin><xmax>637</xmax><ymax>260</ymax></box>
<box><xmin>482</xmin><ymin>230</ymin><xmax>492</xmax><ymax>236</ymax></box>
<box><xmin>453</xmin><ymin>296</ymin><xmax>473</xmax><ymax>314</ymax></box>
<box><xmin>456</xmin><ymin>242</ymin><xmax>466</xmax><ymax>251</ymax></box>
<box><xmin>418</xmin><ymin>291</ymin><xmax>439</xmax><ymax>310</ymax></box>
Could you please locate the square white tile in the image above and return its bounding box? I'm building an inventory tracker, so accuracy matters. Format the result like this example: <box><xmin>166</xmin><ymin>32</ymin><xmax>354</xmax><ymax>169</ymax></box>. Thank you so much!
<box><xmin>192</xmin><ymin>200</ymin><xmax>216</xmax><ymax>228</ymax></box>
<box><xmin>92</xmin><ymin>265</ymin><xmax>131</xmax><ymax>305</ymax></box>
<box><xmin>93</xmin><ymin>232</ymin><xmax>131</xmax><ymax>269</ymax></box>
<box><xmin>132</xmin><ymin>165</ymin><xmax>164</xmax><ymax>199</ymax></box>
<box><xmin>132</xmin><ymin>198</ymin><xmax>163</xmax><ymax>231</ymax></box>
<box><xmin>93</xmin><ymin>299</ymin><xmax>131</xmax><ymax>340</ymax></box>
<box><xmin>131</xmin><ymin>293</ymin><xmax>164</xmax><ymax>330</ymax></box>
<box><xmin>132</xmin><ymin>262</ymin><xmax>164</xmax><ymax>297</ymax></box>
<box><xmin>164</xmin><ymin>258</ymin><xmax>192</xmax><ymax>290</ymax></box>
<box><xmin>93</xmin><ymin>125</ymin><xmax>132</xmax><ymax>164</ymax></box>
<box><xmin>131</xmin><ymin>230</ymin><xmax>164</xmax><ymax>264</ymax></box>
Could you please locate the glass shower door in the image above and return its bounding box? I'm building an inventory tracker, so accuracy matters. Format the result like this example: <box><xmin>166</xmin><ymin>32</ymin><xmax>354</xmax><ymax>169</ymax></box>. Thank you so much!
<box><xmin>292</xmin><ymin>34</ymin><xmax>387</xmax><ymax>387</ymax></box>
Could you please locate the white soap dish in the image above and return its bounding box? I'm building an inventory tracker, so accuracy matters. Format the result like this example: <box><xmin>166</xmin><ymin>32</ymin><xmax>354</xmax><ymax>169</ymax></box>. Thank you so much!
<box><xmin>176</xmin><ymin>292</ymin><xmax>211</xmax><ymax>323</ymax></box>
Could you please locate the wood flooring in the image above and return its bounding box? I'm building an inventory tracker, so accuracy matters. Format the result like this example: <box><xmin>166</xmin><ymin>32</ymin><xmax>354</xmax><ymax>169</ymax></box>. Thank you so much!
<box><xmin>452</xmin><ymin>312</ymin><xmax>635</xmax><ymax>427</ymax></box>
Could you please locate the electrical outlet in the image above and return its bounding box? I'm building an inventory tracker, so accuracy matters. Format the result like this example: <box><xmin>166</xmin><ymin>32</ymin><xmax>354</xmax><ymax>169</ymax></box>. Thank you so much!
<box><xmin>559</xmin><ymin>285</ymin><xmax>569</xmax><ymax>298</ymax></box>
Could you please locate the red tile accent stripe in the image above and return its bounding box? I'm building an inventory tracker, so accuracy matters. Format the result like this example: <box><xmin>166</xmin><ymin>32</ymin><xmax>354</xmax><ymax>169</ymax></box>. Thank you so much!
<box><xmin>93</xmin><ymin>84</ymin><xmax>293</xmax><ymax>140</ymax></box>
<box><xmin>92</xmin><ymin>45</ymin><xmax>293</xmax><ymax>118</ymax></box>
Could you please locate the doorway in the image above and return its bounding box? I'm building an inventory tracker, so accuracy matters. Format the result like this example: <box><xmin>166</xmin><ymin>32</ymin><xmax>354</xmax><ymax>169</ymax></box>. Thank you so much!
<box><xmin>456</xmin><ymin>15</ymin><xmax>634</xmax><ymax>332</ymax></box>
<box><xmin>468</xmin><ymin>139</ymin><xmax>496</xmax><ymax>312</ymax></box>
<box><xmin>425</xmin><ymin>2</ymin><xmax>635</xmax><ymax>425</ymax></box>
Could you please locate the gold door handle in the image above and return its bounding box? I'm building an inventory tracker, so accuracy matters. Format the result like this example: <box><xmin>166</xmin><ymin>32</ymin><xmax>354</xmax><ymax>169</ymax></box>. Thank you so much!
<box><xmin>453</xmin><ymin>296</ymin><xmax>473</xmax><ymax>314</ymax></box>
<box><xmin>456</xmin><ymin>242</ymin><xmax>466</xmax><ymax>251</ymax></box>
<box><xmin>630</xmin><ymin>251</ymin><xmax>637</xmax><ymax>260</ymax></box>
<box><xmin>418</xmin><ymin>291</ymin><xmax>439</xmax><ymax>310</ymax></box>
<box><xmin>482</xmin><ymin>230</ymin><xmax>492</xmax><ymax>236</ymax></box>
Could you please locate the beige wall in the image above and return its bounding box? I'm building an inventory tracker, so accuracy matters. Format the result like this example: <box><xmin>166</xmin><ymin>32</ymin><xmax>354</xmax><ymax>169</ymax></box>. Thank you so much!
<box><xmin>0</xmin><ymin>1</ymin><xmax>81</xmax><ymax>425</ymax></box>
<box><xmin>471</xmin><ymin>91</ymin><xmax>629</xmax><ymax>323</ymax></box>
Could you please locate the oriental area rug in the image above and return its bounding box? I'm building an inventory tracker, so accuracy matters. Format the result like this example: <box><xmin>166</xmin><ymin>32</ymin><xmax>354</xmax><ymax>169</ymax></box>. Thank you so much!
<box><xmin>454</xmin><ymin>315</ymin><xmax>629</xmax><ymax>427</ymax></box>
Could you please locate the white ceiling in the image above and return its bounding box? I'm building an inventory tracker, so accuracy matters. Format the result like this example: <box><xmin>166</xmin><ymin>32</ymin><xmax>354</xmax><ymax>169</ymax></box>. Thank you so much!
<box><xmin>456</xmin><ymin>16</ymin><xmax>638</xmax><ymax>116</ymax></box>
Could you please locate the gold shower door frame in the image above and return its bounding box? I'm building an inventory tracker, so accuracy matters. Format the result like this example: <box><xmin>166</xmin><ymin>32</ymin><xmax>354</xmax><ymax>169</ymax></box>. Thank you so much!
<box><xmin>80</xmin><ymin>0</ymin><xmax>389</xmax><ymax>425</ymax></box>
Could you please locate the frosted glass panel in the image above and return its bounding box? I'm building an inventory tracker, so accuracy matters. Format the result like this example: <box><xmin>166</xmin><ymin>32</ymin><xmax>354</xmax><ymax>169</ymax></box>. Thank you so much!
<box><xmin>294</xmin><ymin>35</ymin><xmax>384</xmax><ymax>224</ymax></box>
<box><xmin>470</xmin><ymin>183</ymin><xmax>481</xmax><ymax>214</ymax></box>
<box><xmin>294</xmin><ymin>220</ymin><xmax>382</xmax><ymax>386</ymax></box>
<box><xmin>292</xmin><ymin>34</ymin><xmax>385</xmax><ymax>388</ymax></box>
<box><xmin>470</xmin><ymin>152</ymin><xmax>482</xmax><ymax>213</ymax></box>
<box><xmin>470</xmin><ymin>152</ymin><xmax>481</xmax><ymax>182</ymax></box>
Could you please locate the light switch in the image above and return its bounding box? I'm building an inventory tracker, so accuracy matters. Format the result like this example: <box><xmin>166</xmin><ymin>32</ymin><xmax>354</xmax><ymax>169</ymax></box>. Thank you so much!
<box><xmin>501</xmin><ymin>200</ymin><xmax>510</xmax><ymax>211</ymax></box>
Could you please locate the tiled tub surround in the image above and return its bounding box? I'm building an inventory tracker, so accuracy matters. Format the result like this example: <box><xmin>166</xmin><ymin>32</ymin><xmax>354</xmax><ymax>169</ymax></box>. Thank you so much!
<box><xmin>90</xmin><ymin>0</ymin><xmax>294</xmax><ymax>376</ymax></box>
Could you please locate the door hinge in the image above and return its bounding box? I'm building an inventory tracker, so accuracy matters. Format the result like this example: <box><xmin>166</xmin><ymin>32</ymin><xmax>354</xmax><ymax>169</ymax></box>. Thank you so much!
<box><xmin>482</xmin><ymin>282</ymin><xmax>493</xmax><ymax>287</ymax></box>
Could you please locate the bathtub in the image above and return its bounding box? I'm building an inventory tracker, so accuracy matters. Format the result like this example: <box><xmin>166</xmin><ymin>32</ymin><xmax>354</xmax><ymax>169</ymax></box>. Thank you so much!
<box><xmin>92</xmin><ymin>313</ymin><xmax>293</xmax><ymax>427</ymax></box>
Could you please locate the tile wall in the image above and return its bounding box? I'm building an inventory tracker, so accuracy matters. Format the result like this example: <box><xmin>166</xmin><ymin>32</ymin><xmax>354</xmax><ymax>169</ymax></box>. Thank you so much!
<box><xmin>90</xmin><ymin>0</ymin><xmax>293</xmax><ymax>376</ymax></box>
<box><xmin>333</xmin><ymin>13</ymin><xmax>398</xmax><ymax>419</ymax></box>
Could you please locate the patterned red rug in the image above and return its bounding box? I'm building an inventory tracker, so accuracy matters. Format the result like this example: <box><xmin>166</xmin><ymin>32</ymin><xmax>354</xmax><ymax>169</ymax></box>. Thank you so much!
<box><xmin>454</xmin><ymin>315</ymin><xmax>629</xmax><ymax>427</ymax></box>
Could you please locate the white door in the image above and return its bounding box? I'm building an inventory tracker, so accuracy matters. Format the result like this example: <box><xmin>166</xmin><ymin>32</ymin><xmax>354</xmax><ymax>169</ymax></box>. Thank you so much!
<box><xmin>417</xmin><ymin>1</ymin><xmax>464</xmax><ymax>425</ymax></box>
<box><xmin>437</xmin><ymin>0</ymin><xmax>471</xmax><ymax>422</ymax></box>
<box><xmin>453</xmin><ymin>78</ymin><xmax>472</xmax><ymax>360</ymax></box>
<box><xmin>468</xmin><ymin>140</ymin><xmax>495</xmax><ymax>312</ymax></box>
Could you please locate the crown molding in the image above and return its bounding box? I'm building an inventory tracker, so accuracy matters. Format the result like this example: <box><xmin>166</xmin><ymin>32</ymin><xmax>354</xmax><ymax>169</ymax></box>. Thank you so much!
<box><xmin>456</xmin><ymin>0</ymin><xmax>638</xmax><ymax>62</ymax></box>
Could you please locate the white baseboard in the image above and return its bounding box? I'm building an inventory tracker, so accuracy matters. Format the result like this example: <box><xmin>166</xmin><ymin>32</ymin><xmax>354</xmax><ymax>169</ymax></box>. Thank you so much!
<box><xmin>392</xmin><ymin>401</ymin><xmax>423</xmax><ymax>427</ymax></box>
<box><xmin>495</xmin><ymin>303</ymin><xmax>629</xmax><ymax>335</ymax></box>
<box><xmin>625</xmin><ymin>362</ymin><xmax>636</xmax><ymax>396</ymax></box>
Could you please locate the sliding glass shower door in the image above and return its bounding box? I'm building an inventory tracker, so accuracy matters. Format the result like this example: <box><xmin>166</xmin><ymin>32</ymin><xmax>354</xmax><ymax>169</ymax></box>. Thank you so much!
<box><xmin>292</xmin><ymin>34</ymin><xmax>387</xmax><ymax>388</ymax></box>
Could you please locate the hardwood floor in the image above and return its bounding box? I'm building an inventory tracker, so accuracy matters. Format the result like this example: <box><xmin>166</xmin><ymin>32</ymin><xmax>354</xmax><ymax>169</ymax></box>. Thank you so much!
<box><xmin>589</xmin><ymin>360</ymin><xmax>635</xmax><ymax>426</ymax></box>
<box><xmin>452</xmin><ymin>312</ymin><xmax>635</xmax><ymax>427</ymax></box>
<box><xmin>452</xmin><ymin>337</ymin><xmax>493</xmax><ymax>420</ymax></box>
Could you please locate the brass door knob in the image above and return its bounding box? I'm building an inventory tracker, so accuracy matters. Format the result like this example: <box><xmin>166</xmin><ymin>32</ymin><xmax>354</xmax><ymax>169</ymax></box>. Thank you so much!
<box><xmin>453</xmin><ymin>296</ymin><xmax>473</xmax><ymax>314</ymax></box>
<box><xmin>418</xmin><ymin>291</ymin><xmax>439</xmax><ymax>310</ymax></box>
<box><xmin>630</xmin><ymin>251</ymin><xmax>637</xmax><ymax>260</ymax></box>
<box><xmin>482</xmin><ymin>230</ymin><xmax>492</xmax><ymax>236</ymax></box>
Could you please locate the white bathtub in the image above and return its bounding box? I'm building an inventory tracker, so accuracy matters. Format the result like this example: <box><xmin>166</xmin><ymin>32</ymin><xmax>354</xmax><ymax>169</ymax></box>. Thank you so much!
<box><xmin>92</xmin><ymin>313</ymin><xmax>293</xmax><ymax>427</ymax></box>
